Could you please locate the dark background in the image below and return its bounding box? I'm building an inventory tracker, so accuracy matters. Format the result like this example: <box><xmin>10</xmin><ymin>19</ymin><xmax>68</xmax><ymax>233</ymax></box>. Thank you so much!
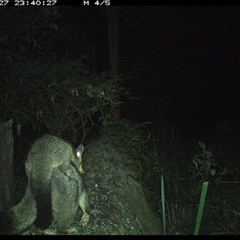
<box><xmin>2</xmin><ymin>5</ymin><xmax>239</xmax><ymax>235</ymax></box>
<box><xmin>60</xmin><ymin>6</ymin><xmax>240</xmax><ymax>140</ymax></box>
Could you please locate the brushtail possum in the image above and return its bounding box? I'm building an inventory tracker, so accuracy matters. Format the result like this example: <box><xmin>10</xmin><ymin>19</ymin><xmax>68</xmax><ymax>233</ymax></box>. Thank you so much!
<box><xmin>0</xmin><ymin>157</ymin><xmax>90</xmax><ymax>234</ymax></box>
<box><xmin>25</xmin><ymin>134</ymin><xmax>85</xmax><ymax>230</ymax></box>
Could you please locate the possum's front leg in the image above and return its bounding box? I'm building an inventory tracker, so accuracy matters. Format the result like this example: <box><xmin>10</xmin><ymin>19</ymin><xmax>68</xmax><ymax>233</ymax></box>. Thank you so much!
<box><xmin>58</xmin><ymin>163</ymin><xmax>73</xmax><ymax>178</ymax></box>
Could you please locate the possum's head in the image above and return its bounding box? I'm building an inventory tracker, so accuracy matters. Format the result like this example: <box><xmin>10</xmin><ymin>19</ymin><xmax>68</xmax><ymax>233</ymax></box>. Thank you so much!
<box><xmin>72</xmin><ymin>144</ymin><xmax>85</xmax><ymax>174</ymax></box>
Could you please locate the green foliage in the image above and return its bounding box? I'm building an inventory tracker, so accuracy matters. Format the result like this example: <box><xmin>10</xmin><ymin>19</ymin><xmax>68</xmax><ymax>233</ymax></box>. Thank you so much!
<box><xmin>0</xmin><ymin>7</ymin><xmax>68</xmax><ymax>63</ymax></box>
<box><xmin>141</xmin><ymin>122</ymin><xmax>240</xmax><ymax>234</ymax></box>
<box><xmin>191</xmin><ymin>141</ymin><xmax>230</xmax><ymax>184</ymax></box>
<box><xmin>0</xmin><ymin>56</ymin><xmax>127</xmax><ymax>141</ymax></box>
<box><xmin>0</xmin><ymin>7</ymin><xmax>133</xmax><ymax>141</ymax></box>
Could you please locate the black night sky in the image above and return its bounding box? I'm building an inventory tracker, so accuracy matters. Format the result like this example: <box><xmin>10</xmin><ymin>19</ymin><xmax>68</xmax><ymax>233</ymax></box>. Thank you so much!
<box><xmin>65</xmin><ymin>6</ymin><xmax>240</xmax><ymax>141</ymax></box>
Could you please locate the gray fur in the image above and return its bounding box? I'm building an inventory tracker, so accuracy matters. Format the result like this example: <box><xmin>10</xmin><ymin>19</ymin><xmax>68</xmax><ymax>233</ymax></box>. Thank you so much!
<box><xmin>25</xmin><ymin>135</ymin><xmax>84</xmax><ymax>230</ymax></box>
<box><xmin>1</xmin><ymin>162</ymin><xmax>89</xmax><ymax>235</ymax></box>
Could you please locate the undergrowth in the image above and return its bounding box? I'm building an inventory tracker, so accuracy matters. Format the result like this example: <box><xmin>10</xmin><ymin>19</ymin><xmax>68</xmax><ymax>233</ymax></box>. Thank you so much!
<box><xmin>139</xmin><ymin>122</ymin><xmax>240</xmax><ymax>235</ymax></box>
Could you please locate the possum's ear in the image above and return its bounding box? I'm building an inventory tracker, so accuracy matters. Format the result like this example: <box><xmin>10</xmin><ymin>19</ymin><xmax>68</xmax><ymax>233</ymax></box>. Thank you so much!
<box><xmin>76</xmin><ymin>144</ymin><xmax>84</xmax><ymax>157</ymax></box>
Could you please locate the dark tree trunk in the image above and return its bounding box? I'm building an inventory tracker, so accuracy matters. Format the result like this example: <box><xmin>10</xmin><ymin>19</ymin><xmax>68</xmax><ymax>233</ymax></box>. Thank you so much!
<box><xmin>0</xmin><ymin>119</ymin><xmax>15</xmax><ymax>211</ymax></box>
<box><xmin>106</xmin><ymin>7</ymin><xmax>121</xmax><ymax>120</ymax></box>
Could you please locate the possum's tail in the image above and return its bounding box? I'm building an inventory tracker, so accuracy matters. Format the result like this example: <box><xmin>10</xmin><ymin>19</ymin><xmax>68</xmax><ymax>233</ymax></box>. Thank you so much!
<box><xmin>29</xmin><ymin>178</ymin><xmax>53</xmax><ymax>230</ymax></box>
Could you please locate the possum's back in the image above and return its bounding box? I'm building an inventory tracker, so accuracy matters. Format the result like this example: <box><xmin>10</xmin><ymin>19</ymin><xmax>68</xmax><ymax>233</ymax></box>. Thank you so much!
<box><xmin>25</xmin><ymin>135</ymin><xmax>74</xmax><ymax>176</ymax></box>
